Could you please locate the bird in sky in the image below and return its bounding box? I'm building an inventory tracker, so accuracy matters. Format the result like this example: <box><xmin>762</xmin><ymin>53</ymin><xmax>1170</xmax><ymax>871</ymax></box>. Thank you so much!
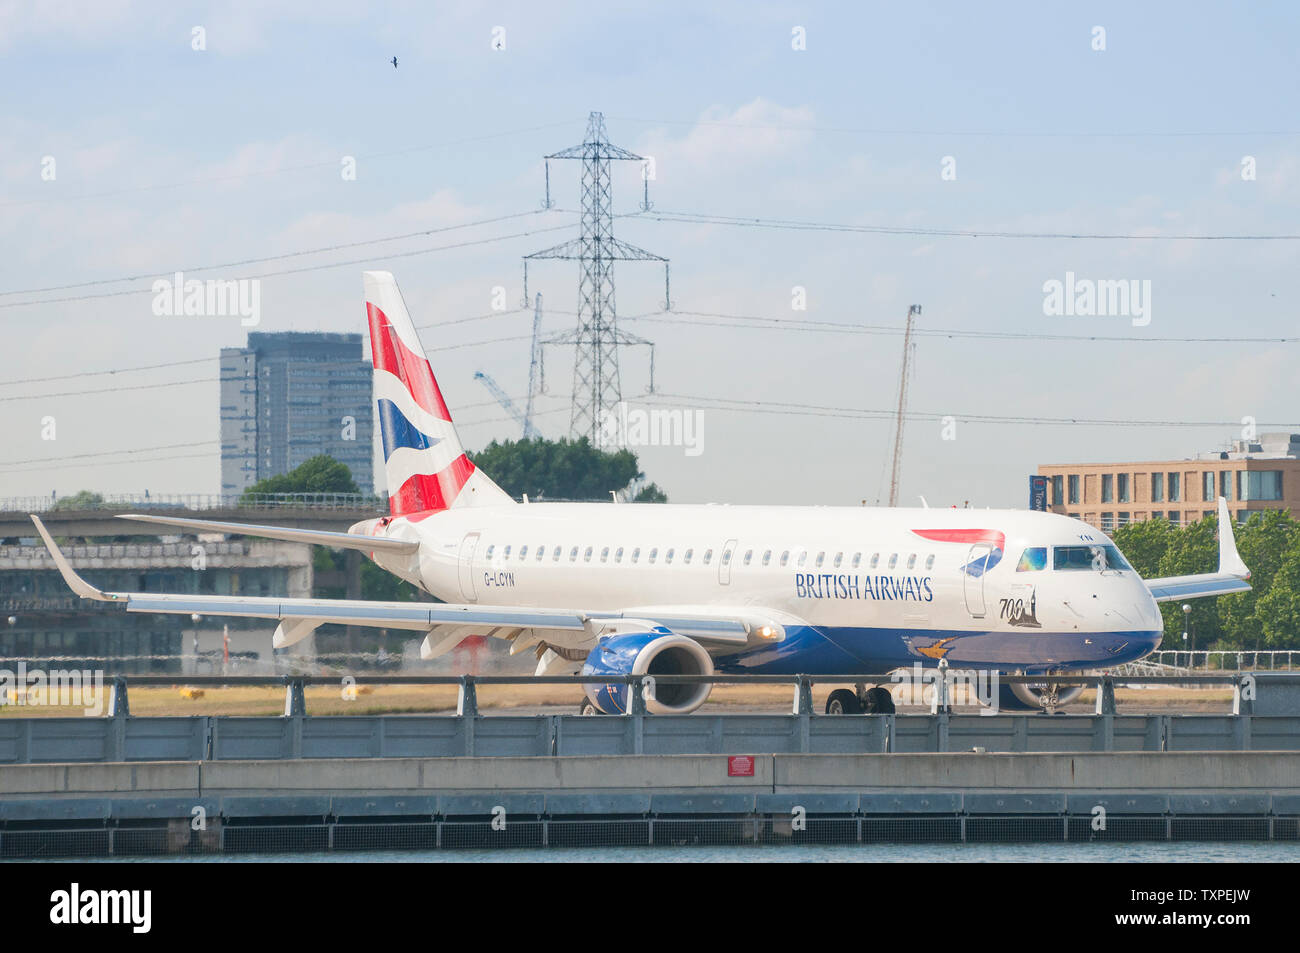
<box><xmin>391</xmin><ymin>56</ymin><xmax>398</xmax><ymax>69</ymax></box>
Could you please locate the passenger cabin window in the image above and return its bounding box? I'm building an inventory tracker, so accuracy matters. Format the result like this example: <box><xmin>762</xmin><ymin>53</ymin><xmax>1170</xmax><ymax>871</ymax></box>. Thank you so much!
<box><xmin>649</xmin><ymin>548</ymin><xmax>658</xmax><ymax>564</ymax></box>
<box><xmin>569</xmin><ymin>546</ymin><xmax>579</xmax><ymax>562</ymax></box>
<box><xmin>503</xmin><ymin>545</ymin><xmax>512</xmax><ymax>559</ymax></box>
<box><xmin>780</xmin><ymin>551</ymin><xmax>790</xmax><ymax>567</ymax></box>
<box><xmin>615</xmin><ymin>547</ymin><xmax>624</xmax><ymax>563</ymax></box>
<box><xmin>796</xmin><ymin>551</ymin><xmax>807</xmax><ymax>567</ymax></box>
<box><xmin>684</xmin><ymin>548</ymin><xmax>694</xmax><ymax>564</ymax></box>
<box><xmin>851</xmin><ymin>553</ymin><xmax>861</xmax><ymax>569</ymax></box>
<box><xmin>833</xmin><ymin>552</ymin><xmax>843</xmax><ymax>568</ymax></box>
<box><xmin>704</xmin><ymin>549</ymin><xmax>714</xmax><ymax>566</ymax></box>
<box><xmin>924</xmin><ymin>554</ymin><xmax>935</xmax><ymax>570</ymax></box>
<box><xmin>485</xmin><ymin>545</ymin><xmax>495</xmax><ymax>560</ymax></box>
<box><xmin>631</xmin><ymin>547</ymin><xmax>640</xmax><ymax>564</ymax></box>
<box><xmin>665</xmin><ymin>548</ymin><xmax>675</xmax><ymax>564</ymax></box>
<box><xmin>762</xmin><ymin>550</ymin><xmax>772</xmax><ymax>566</ymax></box>
<box><xmin>815</xmin><ymin>552</ymin><xmax>825</xmax><ymax>568</ymax></box>
<box><xmin>583</xmin><ymin>546</ymin><xmax>593</xmax><ymax>563</ymax></box>
<box><xmin>519</xmin><ymin>545</ymin><xmax>528</xmax><ymax>560</ymax></box>
<box><xmin>906</xmin><ymin>554</ymin><xmax>916</xmax><ymax>570</ymax></box>
<box><xmin>870</xmin><ymin>553</ymin><xmax>880</xmax><ymax>569</ymax></box>
<box><xmin>743</xmin><ymin>550</ymin><xmax>753</xmax><ymax>566</ymax></box>
<box><xmin>1016</xmin><ymin>547</ymin><xmax>1048</xmax><ymax>572</ymax></box>
<box><xmin>887</xmin><ymin>554</ymin><xmax>898</xmax><ymax>569</ymax></box>
<box><xmin>600</xmin><ymin>547</ymin><xmax>610</xmax><ymax>563</ymax></box>
<box><xmin>537</xmin><ymin>545</ymin><xmax>545</xmax><ymax>561</ymax></box>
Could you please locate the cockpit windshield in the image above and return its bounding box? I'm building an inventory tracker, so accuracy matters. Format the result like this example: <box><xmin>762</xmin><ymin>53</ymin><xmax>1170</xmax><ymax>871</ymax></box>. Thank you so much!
<box><xmin>1053</xmin><ymin>544</ymin><xmax>1132</xmax><ymax>572</ymax></box>
<box><xmin>1016</xmin><ymin>547</ymin><xmax>1048</xmax><ymax>571</ymax></box>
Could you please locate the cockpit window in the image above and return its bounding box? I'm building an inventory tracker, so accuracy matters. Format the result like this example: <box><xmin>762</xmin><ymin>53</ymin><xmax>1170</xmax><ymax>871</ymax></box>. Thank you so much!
<box><xmin>1016</xmin><ymin>547</ymin><xmax>1048</xmax><ymax>572</ymax></box>
<box><xmin>1053</xmin><ymin>544</ymin><xmax>1132</xmax><ymax>572</ymax></box>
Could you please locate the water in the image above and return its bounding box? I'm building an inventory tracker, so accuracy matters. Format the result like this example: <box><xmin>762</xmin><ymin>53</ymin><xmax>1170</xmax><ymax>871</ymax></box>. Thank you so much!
<box><xmin>67</xmin><ymin>842</ymin><xmax>1300</xmax><ymax>863</ymax></box>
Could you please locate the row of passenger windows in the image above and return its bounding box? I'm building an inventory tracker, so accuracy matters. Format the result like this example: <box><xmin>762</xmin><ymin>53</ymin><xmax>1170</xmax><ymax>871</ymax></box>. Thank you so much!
<box><xmin>483</xmin><ymin>543</ymin><xmax>937</xmax><ymax>571</ymax></box>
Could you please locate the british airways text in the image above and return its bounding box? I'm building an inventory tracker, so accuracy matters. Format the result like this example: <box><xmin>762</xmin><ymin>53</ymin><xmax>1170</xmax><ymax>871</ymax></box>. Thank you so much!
<box><xmin>795</xmin><ymin>573</ymin><xmax>934</xmax><ymax>601</ymax></box>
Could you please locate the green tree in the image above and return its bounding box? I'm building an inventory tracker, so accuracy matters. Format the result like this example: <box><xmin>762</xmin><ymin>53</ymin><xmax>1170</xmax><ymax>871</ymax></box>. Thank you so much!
<box><xmin>633</xmin><ymin>482</ymin><xmax>668</xmax><ymax>503</ymax></box>
<box><xmin>1249</xmin><ymin>522</ymin><xmax>1300</xmax><ymax>649</ymax></box>
<box><xmin>241</xmin><ymin>455</ymin><xmax>359</xmax><ymax>499</ymax></box>
<box><xmin>50</xmin><ymin>490</ymin><xmax>105</xmax><ymax>511</ymax></box>
<box><xmin>1214</xmin><ymin>510</ymin><xmax>1296</xmax><ymax>650</ymax></box>
<box><xmin>1154</xmin><ymin>514</ymin><xmax>1222</xmax><ymax>648</ymax></box>
<box><xmin>1111</xmin><ymin>517</ymin><xmax>1175</xmax><ymax>578</ymax></box>
<box><xmin>312</xmin><ymin>547</ymin><xmax>428</xmax><ymax>602</ymax></box>
<box><xmin>469</xmin><ymin>437</ymin><xmax>667</xmax><ymax>501</ymax></box>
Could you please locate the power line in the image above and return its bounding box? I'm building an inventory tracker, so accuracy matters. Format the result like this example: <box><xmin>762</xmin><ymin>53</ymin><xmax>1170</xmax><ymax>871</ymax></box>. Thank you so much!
<box><xmin>0</xmin><ymin>309</ymin><xmax>531</xmax><ymax>387</ymax></box>
<box><xmin>0</xmin><ymin>441</ymin><xmax>217</xmax><ymax>468</ymax></box>
<box><xmin>607</xmin><ymin>114</ymin><xmax>1300</xmax><ymax>139</ymax></box>
<box><xmin>642</xmin><ymin>209</ymin><xmax>1300</xmax><ymax>241</ymax></box>
<box><xmin>0</xmin><ymin>357</ymin><xmax>218</xmax><ymax>388</ymax></box>
<box><xmin>0</xmin><ymin>378</ymin><xmax>209</xmax><ymax>403</ymax></box>
<box><xmin>626</xmin><ymin>309</ymin><xmax>1300</xmax><ymax>344</ymax></box>
<box><xmin>646</xmin><ymin>392</ymin><xmax>1300</xmax><ymax>430</ymax></box>
<box><xmin>0</xmin><ymin>451</ymin><xmax>218</xmax><ymax>474</ymax></box>
<box><xmin>0</xmin><ymin>211</ymin><xmax>554</xmax><ymax>298</ymax></box>
<box><xmin>0</xmin><ymin>221</ymin><xmax>580</xmax><ymax>310</ymax></box>
<box><xmin>0</xmin><ymin>344</ymin><xmax>536</xmax><ymax>401</ymax></box>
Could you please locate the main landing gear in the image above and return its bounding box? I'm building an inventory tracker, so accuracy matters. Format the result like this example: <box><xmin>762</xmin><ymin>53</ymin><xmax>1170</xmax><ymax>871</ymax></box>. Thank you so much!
<box><xmin>825</xmin><ymin>683</ymin><xmax>896</xmax><ymax>715</ymax></box>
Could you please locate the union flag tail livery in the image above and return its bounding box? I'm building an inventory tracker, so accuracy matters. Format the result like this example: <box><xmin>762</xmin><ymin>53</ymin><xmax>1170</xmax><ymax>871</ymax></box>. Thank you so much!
<box><xmin>363</xmin><ymin>271</ymin><xmax>512</xmax><ymax>516</ymax></box>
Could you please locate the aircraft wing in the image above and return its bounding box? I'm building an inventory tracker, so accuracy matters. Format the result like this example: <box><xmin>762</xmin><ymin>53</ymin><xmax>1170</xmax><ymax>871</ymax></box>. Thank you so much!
<box><xmin>114</xmin><ymin>513</ymin><xmax>417</xmax><ymax>555</ymax></box>
<box><xmin>1142</xmin><ymin>497</ymin><xmax>1252</xmax><ymax>603</ymax></box>
<box><xmin>31</xmin><ymin>516</ymin><xmax>786</xmax><ymax>663</ymax></box>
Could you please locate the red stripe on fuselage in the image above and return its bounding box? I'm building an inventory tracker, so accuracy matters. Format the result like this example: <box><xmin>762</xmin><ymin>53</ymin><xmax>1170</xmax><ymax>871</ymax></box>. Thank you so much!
<box><xmin>911</xmin><ymin>528</ymin><xmax>1007</xmax><ymax>550</ymax></box>
<box><xmin>366</xmin><ymin>302</ymin><xmax>454</xmax><ymax>422</ymax></box>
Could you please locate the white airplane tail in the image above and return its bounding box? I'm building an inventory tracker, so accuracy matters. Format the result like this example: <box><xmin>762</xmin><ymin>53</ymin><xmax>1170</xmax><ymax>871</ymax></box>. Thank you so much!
<box><xmin>363</xmin><ymin>271</ymin><xmax>513</xmax><ymax>516</ymax></box>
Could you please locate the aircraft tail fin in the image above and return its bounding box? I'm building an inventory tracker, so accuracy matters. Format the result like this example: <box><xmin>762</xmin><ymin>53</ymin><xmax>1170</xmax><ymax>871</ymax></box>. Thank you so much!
<box><xmin>363</xmin><ymin>270</ymin><xmax>513</xmax><ymax>517</ymax></box>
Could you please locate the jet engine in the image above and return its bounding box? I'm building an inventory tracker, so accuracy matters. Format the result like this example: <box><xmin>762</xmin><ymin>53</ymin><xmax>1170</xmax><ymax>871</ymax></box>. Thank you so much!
<box><xmin>581</xmin><ymin>627</ymin><xmax>714</xmax><ymax>715</ymax></box>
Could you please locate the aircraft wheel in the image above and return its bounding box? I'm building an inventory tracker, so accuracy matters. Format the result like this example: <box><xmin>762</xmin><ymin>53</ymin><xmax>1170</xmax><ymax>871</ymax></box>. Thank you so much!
<box><xmin>826</xmin><ymin>688</ymin><xmax>861</xmax><ymax>715</ymax></box>
<box><xmin>862</xmin><ymin>686</ymin><xmax>896</xmax><ymax>714</ymax></box>
<box><xmin>578</xmin><ymin>698</ymin><xmax>599</xmax><ymax>716</ymax></box>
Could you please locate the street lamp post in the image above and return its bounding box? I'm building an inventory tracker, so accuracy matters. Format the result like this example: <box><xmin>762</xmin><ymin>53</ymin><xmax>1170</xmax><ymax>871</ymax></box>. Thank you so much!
<box><xmin>1182</xmin><ymin>603</ymin><xmax>1192</xmax><ymax>666</ymax></box>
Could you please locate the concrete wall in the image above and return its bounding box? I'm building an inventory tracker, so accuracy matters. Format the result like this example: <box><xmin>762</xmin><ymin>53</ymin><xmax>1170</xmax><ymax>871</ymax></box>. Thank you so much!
<box><xmin>4</xmin><ymin>751</ymin><xmax>1298</xmax><ymax>801</ymax></box>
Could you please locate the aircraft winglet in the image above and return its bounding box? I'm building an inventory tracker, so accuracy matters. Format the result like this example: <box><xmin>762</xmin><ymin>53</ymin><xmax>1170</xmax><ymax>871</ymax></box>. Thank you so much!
<box><xmin>30</xmin><ymin>515</ymin><xmax>117</xmax><ymax>602</ymax></box>
<box><xmin>1217</xmin><ymin>496</ymin><xmax>1251</xmax><ymax>579</ymax></box>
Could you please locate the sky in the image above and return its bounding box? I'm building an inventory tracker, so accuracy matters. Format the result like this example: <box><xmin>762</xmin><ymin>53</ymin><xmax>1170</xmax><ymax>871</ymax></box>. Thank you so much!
<box><xmin>1</xmin><ymin>1</ymin><xmax>1298</xmax><ymax>508</ymax></box>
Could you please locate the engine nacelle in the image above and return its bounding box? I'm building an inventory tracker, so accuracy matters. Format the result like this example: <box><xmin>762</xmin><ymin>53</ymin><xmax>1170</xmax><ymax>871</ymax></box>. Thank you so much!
<box><xmin>581</xmin><ymin>627</ymin><xmax>714</xmax><ymax>715</ymax></box>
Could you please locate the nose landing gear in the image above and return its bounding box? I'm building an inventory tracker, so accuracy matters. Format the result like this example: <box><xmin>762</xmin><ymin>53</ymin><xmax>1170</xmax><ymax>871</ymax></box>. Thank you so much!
<box><xmin>1000</xmin><ymin>677</ymin><xmax>1085</xmax><ymax>714</ymax></box>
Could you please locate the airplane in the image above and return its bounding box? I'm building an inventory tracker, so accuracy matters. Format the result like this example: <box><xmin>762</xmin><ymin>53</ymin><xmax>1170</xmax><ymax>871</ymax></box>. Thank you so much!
<box><xmin>31</xmin><ymin>270</ymin><xmax>1253</xmax><ymax>715</ymax></box>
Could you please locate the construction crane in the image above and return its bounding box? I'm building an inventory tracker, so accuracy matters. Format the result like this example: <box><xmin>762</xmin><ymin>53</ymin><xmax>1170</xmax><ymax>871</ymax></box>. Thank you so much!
<box><xmin>473</xmin><ymin>371</ymin><xmax>540</xmax><ymax>440</ymax></box>
<box><xmin>887</xmin><ymin>305</ymin><xmax>921</xmax><ymax>507</ymax></box>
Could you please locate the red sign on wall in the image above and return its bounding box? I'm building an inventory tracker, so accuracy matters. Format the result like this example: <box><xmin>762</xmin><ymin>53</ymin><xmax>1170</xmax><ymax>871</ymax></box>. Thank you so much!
<box><xmin>727</xmin><ymin>755</ymin><xmax>755</xmax><ymax>777</ymax></box>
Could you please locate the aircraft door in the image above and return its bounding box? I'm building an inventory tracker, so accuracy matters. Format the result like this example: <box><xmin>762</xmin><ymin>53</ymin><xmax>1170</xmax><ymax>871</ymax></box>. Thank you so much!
<box><xmin>458</xmin><ymin>533</ymin><xmax>480</xmax><ymax>603</ymax></box>
<box><xmin>963</xmin><ymin>543</ymin><xmax>993</xmax><ymax>618</ymax></box>
<box><xmin>719</xmin><ymin>538</ymin><xmax>738</xmax><ymax>585</ymax></box>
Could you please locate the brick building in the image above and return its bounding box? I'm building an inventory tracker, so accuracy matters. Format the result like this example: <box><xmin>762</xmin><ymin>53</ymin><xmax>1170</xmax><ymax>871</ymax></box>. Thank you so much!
<box><xmin>1038</xmin><ymin>433</ymin><xmax>1300</xmax><ymax>532</ymax></box>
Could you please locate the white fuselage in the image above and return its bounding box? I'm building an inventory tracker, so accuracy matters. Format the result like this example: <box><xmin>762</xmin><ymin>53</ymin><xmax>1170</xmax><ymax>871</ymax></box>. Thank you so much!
<box><xmin>353</xmin><ymin>503</ymin><xmax>1165</xmax><ymax>674</ymax></box>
